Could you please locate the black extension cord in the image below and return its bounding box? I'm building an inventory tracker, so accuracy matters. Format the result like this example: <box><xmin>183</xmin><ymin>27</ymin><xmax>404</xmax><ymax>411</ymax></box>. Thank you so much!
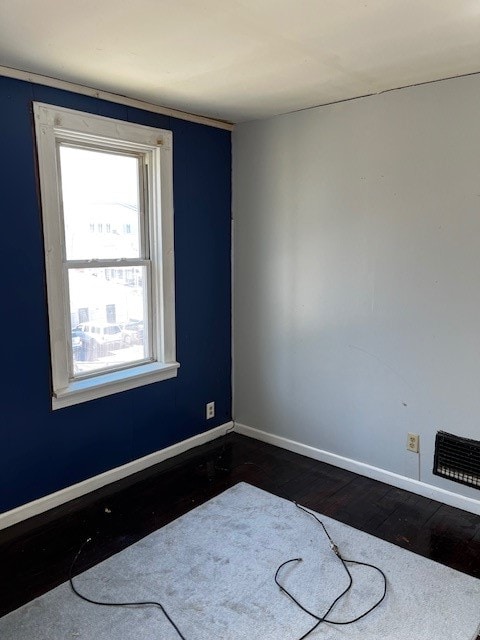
<box><xmin>274</xmin><ymin>503</ymin><xmax>387</xmax><ymax>639</ymax></box>
<box><xmin>68</xmin><ymin>454</ymin><xmax>387</xmax><ymax>640</ymax></box>
<box><xmin>69</xmin><ymin>538</ymin><xmax>187</xmax><ymax>640</ymax></box>
<box><xmin>239</xmin><ymin>461</ymin><xmax>387</xmax><ymax>639</ymax></box>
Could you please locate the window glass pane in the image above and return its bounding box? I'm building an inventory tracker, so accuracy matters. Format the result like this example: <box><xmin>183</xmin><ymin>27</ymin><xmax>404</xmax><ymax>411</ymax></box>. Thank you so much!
<box><xmin>69</xmin><ymin>266</ymin><xmax>149</xmax><ymax>377</ymax></box>
<box><xmin>59</xmin><ymin>146</ymin><xmax>141</xmax><ymax>260</ymax></box>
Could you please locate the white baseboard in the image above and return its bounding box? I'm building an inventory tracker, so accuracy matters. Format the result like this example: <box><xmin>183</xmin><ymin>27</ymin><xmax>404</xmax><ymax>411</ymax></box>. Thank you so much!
<box><xmin>234</xmin><ymin>422</ymin><xmax>480</xmax><ymax>516</ymax></box>
<box><xmin>0</xmin><ymin>422</ymin><xmax>232</xmax><ymax>531</ymax></box>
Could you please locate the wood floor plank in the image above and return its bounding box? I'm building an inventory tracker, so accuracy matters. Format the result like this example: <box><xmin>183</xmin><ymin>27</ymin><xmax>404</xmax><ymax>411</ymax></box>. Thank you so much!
<box><xmin>0</xmin><ymin>432</ymin><xmax>479</xmax><ymax>621</ymax></box>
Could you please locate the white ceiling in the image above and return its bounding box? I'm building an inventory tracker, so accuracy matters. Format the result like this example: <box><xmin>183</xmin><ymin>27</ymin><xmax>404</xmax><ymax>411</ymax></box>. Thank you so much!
<box><xmin>1</xmin><ymin>1</ymin><xmax>480</xmax><ymax>124</ymax></box>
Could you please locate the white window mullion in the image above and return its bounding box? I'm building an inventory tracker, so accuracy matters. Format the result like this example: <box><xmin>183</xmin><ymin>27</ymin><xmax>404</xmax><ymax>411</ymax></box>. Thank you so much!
<box><xmin>66</xmin><ymin>259</ymin><xmax>151</xmax><ymax>270</ymax></box>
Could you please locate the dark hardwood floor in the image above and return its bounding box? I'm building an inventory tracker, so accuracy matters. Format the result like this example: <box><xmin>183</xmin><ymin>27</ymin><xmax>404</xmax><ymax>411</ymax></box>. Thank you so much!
<box><xmin>1</xmin><ymin>431</ymin><xmax>479</xmax><ymax>632</ymax></box>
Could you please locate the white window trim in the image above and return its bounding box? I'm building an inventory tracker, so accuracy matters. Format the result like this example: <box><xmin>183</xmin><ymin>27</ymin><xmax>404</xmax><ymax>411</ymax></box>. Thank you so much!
<box><xmin>33</xmin><ymin>102</ymin><xmax>179</xmax><ymax>409</ymax></box>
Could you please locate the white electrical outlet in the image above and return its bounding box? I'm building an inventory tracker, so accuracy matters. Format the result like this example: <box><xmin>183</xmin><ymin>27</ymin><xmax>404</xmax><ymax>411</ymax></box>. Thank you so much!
<box><xmin>407</xmin><ymin>432</ymin><xmax>420</xmax><ymax>453</ymax></box>
<box><xmin>206</xmin><ymin>401</ymin><xmax>215</xmax><ymax>419</ymax></box>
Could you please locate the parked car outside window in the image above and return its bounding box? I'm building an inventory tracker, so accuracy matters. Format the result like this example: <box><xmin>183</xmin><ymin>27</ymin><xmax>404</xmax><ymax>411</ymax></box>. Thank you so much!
<box><xmin>72</xmin><ymin>326</ymin><xmax>99</xmax><ymax>361</ymax></box>
<box><xmin>75</xmin><ymin>322</ymin><xmax>125</xmax><ymax>353</ymax></box>
<box><xmin>120</xmin><ymin>320</ymin><xmax>144</xmax><ymax>345</ymax></box>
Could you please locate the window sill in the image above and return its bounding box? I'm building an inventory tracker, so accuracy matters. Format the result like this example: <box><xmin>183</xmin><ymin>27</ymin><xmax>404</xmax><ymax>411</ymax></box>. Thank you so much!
<box><xmin>52</xmin><ymin>361</ymin><xmax>180</xmax><ymax>410</ymax></box>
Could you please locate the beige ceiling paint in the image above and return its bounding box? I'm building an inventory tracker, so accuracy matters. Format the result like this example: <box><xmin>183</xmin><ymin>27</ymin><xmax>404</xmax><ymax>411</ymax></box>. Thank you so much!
<box><xmin>0</xmin><ymin>0</ymin><xmax>479</xmax><ymax>122</ymax></box>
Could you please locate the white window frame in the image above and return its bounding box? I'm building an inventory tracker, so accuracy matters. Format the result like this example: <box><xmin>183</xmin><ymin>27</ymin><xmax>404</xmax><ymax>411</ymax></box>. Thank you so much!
<box><xmin>33</xmin><ymin>102</ymin><xmax>179</xmax><ymax>409</ymax></box>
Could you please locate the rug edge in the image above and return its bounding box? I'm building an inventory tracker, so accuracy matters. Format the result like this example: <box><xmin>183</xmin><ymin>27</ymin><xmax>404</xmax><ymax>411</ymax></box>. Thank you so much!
<box><xmin>233</xmin><ymin>482</ymin><xmax>480</xmax><ymax>587</ymax></box>
<box><xmin>470</xmin><ymin>621</ymin><xmax>480</xmax><ymax>640</ymax></box>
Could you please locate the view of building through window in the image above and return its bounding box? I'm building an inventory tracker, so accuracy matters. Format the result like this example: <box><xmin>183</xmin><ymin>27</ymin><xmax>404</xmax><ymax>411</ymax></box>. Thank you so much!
<box><xmin>59</xmin><ymin>145</ymin><xmax>149</xmax><ymax>376</ymax></box>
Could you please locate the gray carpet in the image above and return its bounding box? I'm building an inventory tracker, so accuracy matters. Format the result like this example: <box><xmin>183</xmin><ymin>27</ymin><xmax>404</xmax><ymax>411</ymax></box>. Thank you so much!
<box><xmin>1</xmin><ymin>482</ymin><xmax>479</xmax><ymax>640</ymax></box>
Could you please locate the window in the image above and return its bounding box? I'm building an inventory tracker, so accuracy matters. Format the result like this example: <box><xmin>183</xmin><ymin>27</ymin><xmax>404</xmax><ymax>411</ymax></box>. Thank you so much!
<box><xmin>34</xmin><ymin>103</ymin><xmax>179</xmax><ymax>409</ymax></box>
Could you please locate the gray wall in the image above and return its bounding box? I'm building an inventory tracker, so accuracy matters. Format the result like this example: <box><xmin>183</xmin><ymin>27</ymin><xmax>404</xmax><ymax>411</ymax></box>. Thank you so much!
<box><xmin>233</xmin><ymin>74</ymin><xmax>480</xmax><ymax>500</ymax></box>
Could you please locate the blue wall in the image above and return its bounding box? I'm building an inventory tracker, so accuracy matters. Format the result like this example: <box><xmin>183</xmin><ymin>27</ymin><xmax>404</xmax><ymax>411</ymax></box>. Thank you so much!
<box><xmin>0</xmin><ymin>75</ymin><xmax>232</xmax><ymax>513</ymax></box>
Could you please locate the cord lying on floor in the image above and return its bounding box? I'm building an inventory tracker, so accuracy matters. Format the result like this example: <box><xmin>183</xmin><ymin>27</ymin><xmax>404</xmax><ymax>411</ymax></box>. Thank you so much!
<box><xmin>69</xmin><ymin>538</ymin><xmax>188</xmax><ymax>640</ymax></box>
<box><xmin>68</xmin><ymin>459</ymin><xmax>387</xmax><ymax>640</ymax></box>
<box><xmin>274</xmin><ymin>502</ymin><xmax>387</xmax><ymax>640</ymax></box>
<box><xmin>242</xmin><ymin>461</ymin><xmax>388</xmax><ymax>639</ymax></box>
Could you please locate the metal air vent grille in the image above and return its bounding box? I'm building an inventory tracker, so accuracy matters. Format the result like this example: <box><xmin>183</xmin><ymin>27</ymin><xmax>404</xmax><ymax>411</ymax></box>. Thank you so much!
<box><xmin>433</xmin><ymin>431</ymin><xmax>480</xmax><ymax>489</ymax></box>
